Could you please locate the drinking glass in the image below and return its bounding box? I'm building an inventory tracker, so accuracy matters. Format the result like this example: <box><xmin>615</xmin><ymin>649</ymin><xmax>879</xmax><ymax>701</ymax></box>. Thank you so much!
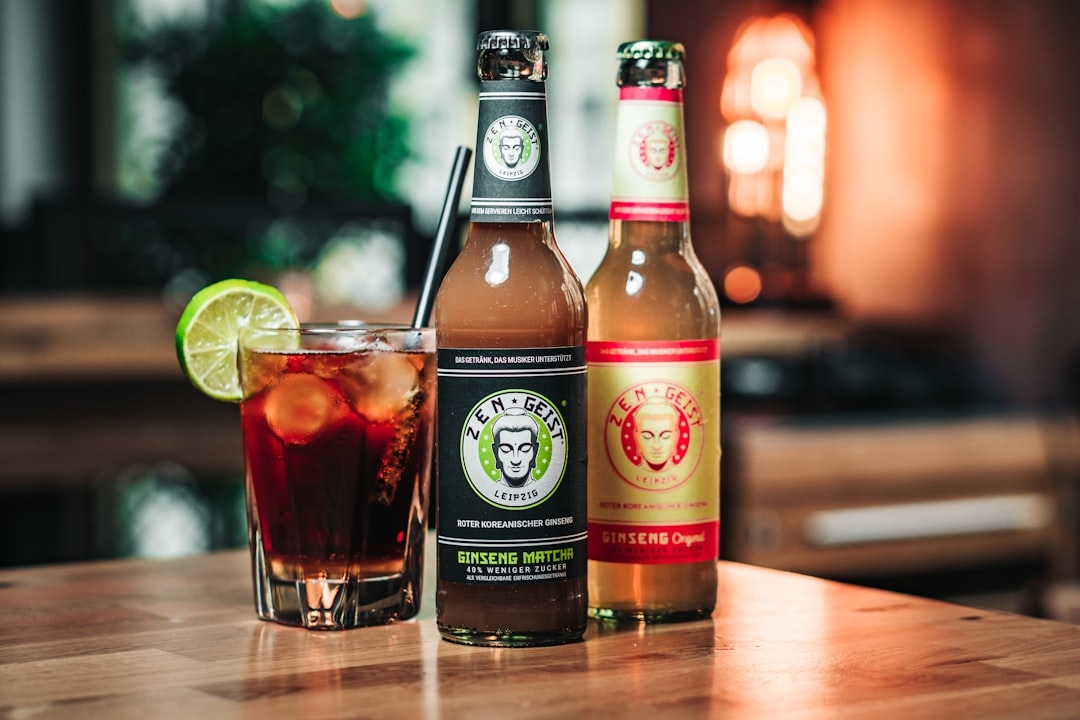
<box><xmin>238</xmin><ymin>323</ymin><xmax>436</xmax><ymax>629</ymax></box>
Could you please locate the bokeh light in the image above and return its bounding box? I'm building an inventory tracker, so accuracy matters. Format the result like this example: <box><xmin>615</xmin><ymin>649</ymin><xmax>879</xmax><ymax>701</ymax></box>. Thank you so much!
<box><xmin>720</xmin><ymin>13</ymin><xmax>826</xmax><ymax>232</ymax></box>
<box><xmin>330</xmin><ymin>0</ymin><xmax>367</xmax><ymax>20</ymax></box>
<box><xmin>723</xmin><ymin>120</ymin><xmax>770</xmax><ymax>175</ymax></box>
<box><xmin>723</xmin><ymin>264</ymin><xmax>763</xmax><ymax>304</ymax></box>
<box><xmin>751</xmin><ymin>57</ymin><xmax>802</xmax><ymax>120</ymax></box>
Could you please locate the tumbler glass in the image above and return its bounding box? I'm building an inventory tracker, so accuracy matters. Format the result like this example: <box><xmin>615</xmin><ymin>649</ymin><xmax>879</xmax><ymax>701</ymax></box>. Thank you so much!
<box><xmin>238</xmin><ymin>323</ymin><xmax>435</xmax><ymax>629</ymax></box>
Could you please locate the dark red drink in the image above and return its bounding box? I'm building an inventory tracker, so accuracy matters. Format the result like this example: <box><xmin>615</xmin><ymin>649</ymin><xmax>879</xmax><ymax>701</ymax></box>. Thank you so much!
<box><xmin>239</xmin><ymin>326</ymin><xmax>436</xmax><ymax>629</ymax></box>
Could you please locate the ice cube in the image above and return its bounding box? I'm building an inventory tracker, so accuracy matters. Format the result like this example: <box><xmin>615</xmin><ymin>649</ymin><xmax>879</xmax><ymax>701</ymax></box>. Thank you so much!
<box><xmin>329</xmin><ymin>334</ymin><xmax>394</xmax><ymax>354</ymax></box>
<box><xmin>340</xmin><ymin>351</ymin><xmax>420</xmax><ymax>424</ymax></box>
<box><xmin>265</xmin><ymin>373</ymin><xmax>344</xmax><ymax>445</ymax></box>
<box><xmin>240</xmin><ymin>348</ymin><xmax>289</xmax><ymax>399</ymax></box>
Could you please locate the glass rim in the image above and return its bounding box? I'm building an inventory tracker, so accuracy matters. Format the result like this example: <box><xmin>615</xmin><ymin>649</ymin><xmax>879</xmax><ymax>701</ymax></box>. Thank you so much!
<box><xmin>242</xmin><ymin>322</ymin><xmax>434</xmax><ymax>335</ymax></box>
<box><xmin>238</xmin><ymin>322</ymin><xmax>435</xmax><ymax>352</ymax></box>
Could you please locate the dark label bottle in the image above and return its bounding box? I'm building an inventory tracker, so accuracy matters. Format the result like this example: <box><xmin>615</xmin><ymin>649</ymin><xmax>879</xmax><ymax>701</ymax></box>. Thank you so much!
<box><xmin>433</xmin><ymin>29</ymin><xmax>588</xmax><ymax>647</ymax></box>
<box><xmin>586</xmin><ymin>40</ymin><xmax>721</xmax><ymax>622</ymax></box>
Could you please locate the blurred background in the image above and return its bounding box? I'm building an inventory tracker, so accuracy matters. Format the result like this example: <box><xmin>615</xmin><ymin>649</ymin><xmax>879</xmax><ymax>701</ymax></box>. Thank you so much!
<box><xmin>1</xmin><ymin>0</ymin><xmax>1078</xmax><ymax>620</ymax></box>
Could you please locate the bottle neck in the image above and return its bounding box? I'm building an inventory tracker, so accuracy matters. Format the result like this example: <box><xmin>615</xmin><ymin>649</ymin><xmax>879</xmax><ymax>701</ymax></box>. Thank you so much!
<box><xmin>610</xmin><ymin>218</ymin><xmax>690</xmax><ymax>255</ymax></box>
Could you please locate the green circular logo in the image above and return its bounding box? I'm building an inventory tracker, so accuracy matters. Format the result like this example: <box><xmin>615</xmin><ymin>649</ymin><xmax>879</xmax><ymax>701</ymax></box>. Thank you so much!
<box><xmin>482</xmin><ymin>115</ymin><xmax>541</xmax><ymax>181</ymax></box>
<box><xmin>460</xmin><ymin>391</ymin><xmax>567</xmax><ymax>509</ymax></box>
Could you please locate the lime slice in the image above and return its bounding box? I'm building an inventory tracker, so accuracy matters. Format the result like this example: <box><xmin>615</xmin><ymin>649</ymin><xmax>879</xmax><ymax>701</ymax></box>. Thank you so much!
<box><xmin>175</xmin><ymin>279</ymin><xmax>298</xmax><ymax>402</ymax></box>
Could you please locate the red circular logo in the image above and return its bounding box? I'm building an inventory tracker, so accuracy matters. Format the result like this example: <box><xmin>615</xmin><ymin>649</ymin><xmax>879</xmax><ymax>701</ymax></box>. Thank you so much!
<box><xmin>605</xmin><ymin>381</ymin><xmax>703</xmax><ymax>492</ymax></box>
<box><xmin>629</xmin><ymin>121</ymin><xmax>680</xmax><ymax>180</ymax></box>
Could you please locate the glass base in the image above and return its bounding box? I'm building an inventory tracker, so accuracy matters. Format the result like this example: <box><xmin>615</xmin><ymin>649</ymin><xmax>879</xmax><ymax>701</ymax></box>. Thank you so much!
<box><xmin>250</xmin><ymin>529</ymin><xmax>422</xmax><ymax>630</ymax></box>
<box><xmin>588</xmin><ymin>605</ymin><xmax>712</xmax><ymax>624</ymax></box>
<box><xmin>258</xmin><ymin>574</ymin><xmax>417</xmax><ymax>630</ymax></box>
<box><xmin>437</xmin><ymin>625</ymin><xmax>585</xmax><ymax>648</ymax></box>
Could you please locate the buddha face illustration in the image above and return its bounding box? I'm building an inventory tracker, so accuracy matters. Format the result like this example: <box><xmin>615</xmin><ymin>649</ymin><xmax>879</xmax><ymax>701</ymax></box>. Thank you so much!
<box><xmin>632</xmin><ymin>398</ymin><xmax>680</xmax><ymax>471</ymax></box>
<box><xmin>645</xmin><ymin>134</ymin><xmax>672</xmax><ymax>170</ymax></box>
<box><xmin>499</xmin><ymin>128</ymin><xmax>525</xmax><ymax>168</ymax></box>
<box><xmin>492</xmin><ymin>408</ymin><xmax>539</xmax><ymax>487</ymax></box>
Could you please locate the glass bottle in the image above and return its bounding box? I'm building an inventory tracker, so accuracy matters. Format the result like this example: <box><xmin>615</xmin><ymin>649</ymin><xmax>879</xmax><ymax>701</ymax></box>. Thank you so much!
<box><xmin>586</xmin><ymin>40</ymin><xmax>721</xmax><ymax>622</ymax></box>
<box><xmin>432</xmin><ymin>29</ymin><xmax>588</xmax><ymax>646</ymax></box>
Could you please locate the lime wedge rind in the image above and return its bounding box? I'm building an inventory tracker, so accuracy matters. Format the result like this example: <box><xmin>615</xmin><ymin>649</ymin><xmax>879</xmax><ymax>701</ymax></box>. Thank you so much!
<box><xmin>175</xmin><ymin>279</ymin><xmax>298</xmax><ymax>402</ymax></box>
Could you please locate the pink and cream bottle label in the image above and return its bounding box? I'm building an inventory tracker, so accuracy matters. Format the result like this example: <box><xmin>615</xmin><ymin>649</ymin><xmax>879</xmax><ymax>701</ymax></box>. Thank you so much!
<box><xmin>609</xmin><ymin>86</ymin><xmax>688</xmax><ymax>223</ymax></box>
<box><xmin>586</xmin><ymin>340</ymin><xmax>720</xmax><ymax>564</ymax></box>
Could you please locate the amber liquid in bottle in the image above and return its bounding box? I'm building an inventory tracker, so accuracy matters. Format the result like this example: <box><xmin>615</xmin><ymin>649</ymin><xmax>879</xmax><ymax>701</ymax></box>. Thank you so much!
<box><xmin>586</xmin><ymin>41</ymin><xmax>721</xmax><ymax>622</ymax></box>
<box><xmin>433</xmin><ymin>31</ymin><xmax>588</xmax><ymax>646</ymax></box>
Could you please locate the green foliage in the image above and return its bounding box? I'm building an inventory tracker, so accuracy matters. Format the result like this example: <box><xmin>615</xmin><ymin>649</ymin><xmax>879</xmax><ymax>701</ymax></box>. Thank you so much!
<box><xmin>124</xmin><ymin>1</ymin><xmax>414</xmax><ymax>204</ymax></box>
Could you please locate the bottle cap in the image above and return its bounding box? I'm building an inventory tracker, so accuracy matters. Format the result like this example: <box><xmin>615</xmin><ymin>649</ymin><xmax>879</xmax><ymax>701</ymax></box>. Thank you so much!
<box><xmin>616</xmin><ymin>40</ymin><xmax>684</xmax><ymax>61</ymax></box>
<box><xmin>477</xmin><ymin>30</ymin><xmax>549</xmax><ymax>52</ymax></box>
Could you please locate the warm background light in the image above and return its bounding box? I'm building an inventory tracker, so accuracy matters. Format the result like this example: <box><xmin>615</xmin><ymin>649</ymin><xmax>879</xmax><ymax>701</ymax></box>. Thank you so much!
<box><xmin>782</xmin><ymin>96</ymin><xmax>826</xmax><ymax>232</ymax></box>
<box><xmin>727</xmin><ymin>172</ymin><xmax>774</xmax><ymax>219</ymax></box>
<box><xmin>751</xmin><ymin>57</ymin><xmax>802</xmax><ymax>120</ymax></box>
<box><xmin>723</xmin><ymin>264</ymin><xmax>763</xmax><ymax>304</ymax></box>
<box><xmin>718</xmin><ymin>12</ymin><xmax>826</xmax><ymax>248</ymax></box>
<box><xmin>723</xmin><ymin>120</ymin><xmax>770</xmax><ymax>174</ymax></box>
<box><xmin>723</xmin><ymin>13</ymin><xmax>816</xmax><ymax>123</ymax></box>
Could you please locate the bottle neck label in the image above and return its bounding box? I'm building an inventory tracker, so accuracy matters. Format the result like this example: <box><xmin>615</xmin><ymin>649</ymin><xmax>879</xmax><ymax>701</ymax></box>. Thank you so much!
<box><xmin>610</xmin><ymin>86</ymin><xmax>689</xmax><ymax>223</ymax></box>
<box><xmin>470</xmin><ymin>80</ymin><xmax>554</xmax><ymax>223</ymax></box>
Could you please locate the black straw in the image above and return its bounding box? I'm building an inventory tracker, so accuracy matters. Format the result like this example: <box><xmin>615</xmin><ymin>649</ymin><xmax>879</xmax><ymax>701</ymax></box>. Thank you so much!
<box><xmin>412</xmin><ymin>145</ymin><xmax>472</xmax><ymax>329</ymax></box>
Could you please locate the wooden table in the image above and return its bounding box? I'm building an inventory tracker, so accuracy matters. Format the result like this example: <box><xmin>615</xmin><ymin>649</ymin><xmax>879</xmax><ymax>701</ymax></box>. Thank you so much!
<box><xmin>2</xmin><ymin>552</ymin><xmax>1080</xmax><ymax>719</ymax></box>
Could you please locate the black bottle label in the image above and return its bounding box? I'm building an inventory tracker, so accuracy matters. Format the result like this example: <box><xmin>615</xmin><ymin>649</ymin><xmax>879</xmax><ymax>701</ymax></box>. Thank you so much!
<box><xmin>470</xmin><ymin>80</ymin><xmax>553</xmax><ymax>223</ymax></box>
<box><xmin>436</xmin><ymin>346</ymin><xmax>587</xmax><ymax>585</ymax></box>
